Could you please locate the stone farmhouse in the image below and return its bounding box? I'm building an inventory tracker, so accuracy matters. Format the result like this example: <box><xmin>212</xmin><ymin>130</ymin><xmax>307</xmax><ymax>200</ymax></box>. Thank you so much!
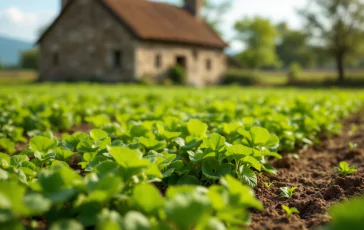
<box><xmin>37</xmin><ymin>0</ymin><xmax>228</xmax><ymax>86</ymax></box>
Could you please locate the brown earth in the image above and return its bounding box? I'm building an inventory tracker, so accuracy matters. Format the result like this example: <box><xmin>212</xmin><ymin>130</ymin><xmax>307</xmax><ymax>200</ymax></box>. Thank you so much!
<box><xmin>249</xmin><ymin>110</ymin><xmax>364</xmax><ymax>230</ymax></box>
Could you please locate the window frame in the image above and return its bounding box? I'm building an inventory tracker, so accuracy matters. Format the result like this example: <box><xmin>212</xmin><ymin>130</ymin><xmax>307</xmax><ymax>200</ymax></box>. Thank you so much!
<box><xmin>155</xmin><ymin>54</ymin><xmax>162</xmax><ymax>69</ymax></box>
<box><xmin>113</xmin><ymin>50</ymin><xmax>122</xmax><ymax>68</ymax></box>
<box><xmin>206</xmin><ymin>58</ymin><xmax>212</xmax><ymax>71</ymax></box>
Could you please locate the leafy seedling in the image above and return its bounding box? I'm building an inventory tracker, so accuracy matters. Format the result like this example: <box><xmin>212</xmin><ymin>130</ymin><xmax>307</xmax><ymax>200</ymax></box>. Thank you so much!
<box><xmin>264</xmin><ymin>182</ymin><xmax>274</xmax><ymax>189</ymax></box>
<box><xmin>349</xmin><ymin>142</ymin><xmax>358</xmax><ymax>151</ymax></box>
<box><xmin>280</xmin><ymin>186</ymin><xmax>298</xmax><ymax>199</ymax></box>
<box><xmin>282</xmin><ymin>205</ymin><xmax>300</xmax><ymax>218</ymax></box>
<box><xmin>334</xmin><ymin>161</ymin><xmax>357</xmax><ymax>177</ymax></box>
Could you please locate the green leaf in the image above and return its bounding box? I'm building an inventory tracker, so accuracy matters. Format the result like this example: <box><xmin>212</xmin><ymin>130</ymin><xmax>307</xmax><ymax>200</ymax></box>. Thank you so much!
<box><xmin>49</xmin><ymin>219</ymin><xmax>83</xmax><ymax>230</ymax></box>
<box><xmin>188</xmin><ymin>119</ymin><xmax>208</xmax><ymax>139</ymax></box>
<box><xmin>29</xmin><ymin>136</ymin><xmax>56</xmax><ymax>154</ymax></box>
<box><xmin>266</xmin><ymin>134</ymin><xmax>280</xmax><ymax>149</ymax></box>
<box><xmin>77</xmin><ymin>139</ymin><xmax>98</xmax><ymax>153</ymax></box>
<box><xmin>0</xmin><ymin>153</ymin><xmax>10</xmax><ymax>168</ymax></box>
<box><xmin>250</xmin><ymin>127</ymin><xmax>270</xmax><ymax>146</ymax></box>
<box><xmin>90</xmin><ymin>129</ymin><xmax>109</xmax><ymax>140</ymax></box>
<box><xmin>242</xmin><ymin>156</ymin><xmax>261</xmax><ymax>171</ymax></box>
<box><xmin>85</xmin><ymin>114</ymin><xmax>110</xmax><ymax>128</ymax></box>
<box><xmin>202</xmin><ymin>159</ymin><xmax>231</xmax><ymax>180</ymax></box>
<box><xmin>202</xmin><ymin>133</ymin><xmax>226</xmax><ymax>151</ymax></box>
<box><xmin>0</xmin><ymin>138</ymin><xmax>16</xmax><ymax>155</ymax></box>
<box><xmin>23</xmin><ymin>194</ymin><xmax>51</xmax><ymax>215</ymax></box>
<box><xmin>238</xmin><ymin>165</ymin><xmax>258</xmax><ymax>187</ymax></box>
<box><xmin>123</xmin><ymin>211</ymin><xmax>151</xmax><ymax>230</ymax></box>
<box><xmin>108</xmin><ymin>146</ymin><xmax>149</xmax><ymax>169</ymax></box>
<box><xmin>176</xmin><ymin>175</ymin><xmax>201</xmax><ymax>185</ymax></box>
<box><xmin>132</xmin><ymin>184</ymin><xmax>165</xmax><ymax>215</ymax></box>
<box><xmin>165</xmin><ymin>189</ymin><xmax>212</xmax><ymax>230</ymax></box>
<box><xmin>226</xmin><ymin>144</ymin><xmax>254</xmax><ymax>161</ymax></box>
<box><xmin>187</xmin><ymin>150</ymin><xmax>204</xmax><ymax>162</ymax></box>
<box><xmin>139</xmin><ymin>136</ymin><xmax>166</xmax><ymax>151</ymax></box>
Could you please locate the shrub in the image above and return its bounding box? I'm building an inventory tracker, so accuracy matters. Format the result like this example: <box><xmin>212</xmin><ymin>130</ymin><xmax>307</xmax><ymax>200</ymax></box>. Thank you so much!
<box><xmin>287</xmin><ymin>62</ymin><xmax>302</xmax><ymax>83</ymax></box>
<box><xmin>137</xmin><ymin>74</ymin><xmax>156</xmax><ymax>85</ymax></box>
<box><xmin>20</xmin><ymin>49</ymin><xmax>39</xmax><ymax>70</ymax></box>
<box><xmin>168</xmin><ymin>65</ymin><xmax>187</xmax><ymax>85</ymax></box>
<box><xmin>222</xmin><ymin>70</ymin><xmax>259</xmax><ymax>85</ymax></box>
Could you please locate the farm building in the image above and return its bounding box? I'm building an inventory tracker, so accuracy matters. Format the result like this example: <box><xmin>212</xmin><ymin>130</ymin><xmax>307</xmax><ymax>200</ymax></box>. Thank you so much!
<box><xmin>37</xmin><ymin>0</ymin><xmax>228</xmax><ymax>86</ymax></box>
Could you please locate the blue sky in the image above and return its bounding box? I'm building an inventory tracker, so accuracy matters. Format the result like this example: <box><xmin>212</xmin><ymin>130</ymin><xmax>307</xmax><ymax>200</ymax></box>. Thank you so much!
<box><xmin>0</xmin><ymin>0</ymin><xmax>308</xmax><ymax>51</ymax></box>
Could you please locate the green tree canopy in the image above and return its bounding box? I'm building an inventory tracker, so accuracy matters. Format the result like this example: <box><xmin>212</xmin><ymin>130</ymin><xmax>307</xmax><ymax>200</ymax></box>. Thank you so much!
<box><xmin>300</xmin><ymin>0</ymin><xmax>364</xmax><ymax>81</ymax></box>
<box><xmin>276</xmin><ymin>22</ymin><xmax>316</xmax><ymax>68</ymax></box>
<box><xmin>234</xmin><ymin>17</ymin><xmax>280</xmax><ymax>69</ymax></box>
<box><xmin>20</xmin><ymin>49</ymin><xmax>39</xmax><ymax>70</ymax></box>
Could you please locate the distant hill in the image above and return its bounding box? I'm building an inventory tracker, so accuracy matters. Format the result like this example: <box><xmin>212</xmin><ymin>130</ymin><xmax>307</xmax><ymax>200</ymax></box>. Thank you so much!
<box><xmin>0</xmin><ymin>36</ymin><xmax>33</xmax><ymax>66</ymax></box>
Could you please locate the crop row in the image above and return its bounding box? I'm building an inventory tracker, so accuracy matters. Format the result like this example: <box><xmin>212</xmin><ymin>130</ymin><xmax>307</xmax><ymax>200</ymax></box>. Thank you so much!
<box><xmin>0</xmin><ymin>86</ymin><xmax>363</xmax><ymax>229</ymax></box>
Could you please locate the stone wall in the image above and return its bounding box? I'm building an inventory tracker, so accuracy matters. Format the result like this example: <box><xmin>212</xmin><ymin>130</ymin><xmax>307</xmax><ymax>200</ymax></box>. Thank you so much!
<box><xmin>39</xmin><ymin>0</ymin><xmax>227</xmax><ymax>85</ymax></box>
<box><xmin>135</xmin><ymin>42</ymin><xmax>227</xmax><ymax>86</ymax></box>
<box><xmin>39</xmin><ymin>0</ymin><xmax>136</xmax><ymax>82</ymax></box>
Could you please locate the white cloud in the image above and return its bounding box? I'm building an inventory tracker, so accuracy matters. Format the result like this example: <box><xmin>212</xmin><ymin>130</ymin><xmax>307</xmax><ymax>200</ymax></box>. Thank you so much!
<box><xmin>0</xmin><ymin>6</ymin><xmax>57</xmax><ymax>42</ymax></box>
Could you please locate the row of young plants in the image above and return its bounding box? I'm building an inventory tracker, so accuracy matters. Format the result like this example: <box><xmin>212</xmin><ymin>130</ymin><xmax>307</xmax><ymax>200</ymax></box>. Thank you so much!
<box><xmin>0</xmin><ymin>86</ymin><xmax>364</xmax><ymax>229</ymax></box>
<box><xmin>0</xmin><ymin>123</ymin><xmax>277</xmax><ymax>229</ymax></box>
<box><xmin>1</xmin><ymin>87</ymin><xmax>363</xmax><ymax>155</ymax></box>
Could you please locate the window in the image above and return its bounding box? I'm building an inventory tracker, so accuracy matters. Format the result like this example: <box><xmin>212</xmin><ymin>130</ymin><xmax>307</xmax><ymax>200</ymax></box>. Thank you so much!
<box><xmin>53</xmin><ymin>52</ymin><xmax>59</xmax><ymax>66</ymax></box>
<box><xmin>155</xmin><ymin>54</ymin><xmax>162</xmax><ymax>69</ymax></box>
<box><xmin>192</xmin><ymin>49</ymin><xmax>198</xmax><ymax>59</ymax></box>
<box><xmin>113</xmin><ymin>50</ymin><xmax>122</xmax><ymax>68</ymax></box>
<box><xmin>206</xmin><ymin>59</ymin><xmax>212</xmax><ymax>71</ymax></box>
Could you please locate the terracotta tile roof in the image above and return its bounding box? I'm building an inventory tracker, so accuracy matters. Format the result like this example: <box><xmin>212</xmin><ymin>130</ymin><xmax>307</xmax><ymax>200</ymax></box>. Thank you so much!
<box><xmin>102</xmin><ymin>0</ymin><xmax>227</xmax><ymax>48</ymax></box>
<box><xmin>38</xmin><ymin>0</ymin><xmax>227</xmax><ymax>48</ymax></box>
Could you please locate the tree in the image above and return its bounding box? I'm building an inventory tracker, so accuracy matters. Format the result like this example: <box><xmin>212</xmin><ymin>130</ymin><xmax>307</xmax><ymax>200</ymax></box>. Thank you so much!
<box><xmin>0</xmin><ymin>59</ymin><xmax>3</xmax><ymax>70</ymax></box>
<box><xmin>202</xmin><ymin>0</ymin><xmax>233</xmax><ymax>34</ymax></box>
<box><xmin>301</xmin><ymin>0</ymin><xmax>364</xmax><ymax>81</ymax></box>
<box><xmin>234</xmin><ymin>17</ymin><xmax>280</xmax><ymax>69</ymax></box>
<box><xmin>20</xmin><ymin>49</ymin><xmax>39</xmax><ymax>70</ymax></box>
<box><xmin>276</xmin><ymin>22</ymin><xmax>316</xmax><ymax>68</ymax></box>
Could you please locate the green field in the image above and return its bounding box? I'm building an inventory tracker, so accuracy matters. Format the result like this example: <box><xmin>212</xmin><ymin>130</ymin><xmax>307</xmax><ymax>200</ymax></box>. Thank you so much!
<box><xmin>1</xmin><ymin>69</ymin><xmax>364</xmax><ymax>86</ymax></box>
<box><xmin>0</xmin><ymin>84</ymin><xmax>363</xmax><ymax>229</ymax></box>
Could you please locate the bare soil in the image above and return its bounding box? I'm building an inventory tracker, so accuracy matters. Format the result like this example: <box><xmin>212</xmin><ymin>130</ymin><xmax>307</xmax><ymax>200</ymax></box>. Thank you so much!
<box><xmin>250</xmin><ymin>111</ymin><xmax>364</xmax><ymax>230</ymax></box>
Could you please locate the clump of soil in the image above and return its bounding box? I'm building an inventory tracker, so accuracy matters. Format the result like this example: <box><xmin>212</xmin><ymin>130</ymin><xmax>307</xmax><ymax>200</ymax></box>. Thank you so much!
<box><xmin>250</xmin><ymin>110</ymin><xmax>364</xmax><ymax>230</ymax></box>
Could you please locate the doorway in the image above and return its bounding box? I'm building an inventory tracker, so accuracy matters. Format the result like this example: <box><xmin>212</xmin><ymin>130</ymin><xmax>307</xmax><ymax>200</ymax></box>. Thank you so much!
<box><xmin>176</xmin><ymin>56</ymin><xmax>187</xmax><ymax>69</ymax></box>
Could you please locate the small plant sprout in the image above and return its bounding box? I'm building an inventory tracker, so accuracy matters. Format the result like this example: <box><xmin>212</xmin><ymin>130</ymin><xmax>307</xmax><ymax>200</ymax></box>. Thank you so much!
<box><xmin>282</xmin><ymin>205</ymin><xmax>300</xmax><ymax>218</ymax></box>
<box><xmin>349</xmin><ymin>142</ymin><xmax>358</xmax><ymax>151</ymax></box>
<box><xmin>264</xmin><ymin>182</ymin><xmax>274</xmax><ymax>189</ymax></box>
<box><xmin>348</xmin><ymin>124</ymin><xmax>358</xmax><ymax>137</ymax></box>
<box><xmin>280</xmin><ymin>186</ymin><xmax>298</xmax><ymax>199</ymax></box>
<box><xmin>334</xmin><ymin>161</ymin><xmax>357</xmax><ymax>176</ymax></box>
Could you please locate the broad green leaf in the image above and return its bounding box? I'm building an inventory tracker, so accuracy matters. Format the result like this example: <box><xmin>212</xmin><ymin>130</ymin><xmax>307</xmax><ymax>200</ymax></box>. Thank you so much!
<box><xmin>238</xmin><ymin>165</ymin><xmax>258</xmax><ymax>187</ymax></box>
<box><xmin>29</xmin><ymin>136</ymin><xmax>56</xmax><ymax>154</ymax></box>
<box><xmin>176</xmin><ymin>175</ymin><xmax>201</xmax><ymax>185</ymax></box>
<box><xmin>165</xmin><ymin>190</ymin><xmax>212</xmax><ymax>230</ymax></box>
<box><xmin>187</xmin><ymin>119</ymin><xmax>208</xmax><ymax>139</ymax></box>
<box><xmin>202</xmin><ymin>133</ymin><xmax>226</xmax><ymax>151</ymax></box>
<box><xmin>226</xmin><ymin>144</ymin><xmax>254</xmax><ymax>161</ymax></box>
<box><xmin>132</xmin><ymin>184</ymin><xmax>165</xmax><ymax>215</ymax></box>
<box><xmin>139</xmin><ymin>136</ymin><xmax>166</xmax><ymax>151</ymax></box>
<box><xmin>23</xmin><ymin>194</ymin><xmax>51</xmax><ymax>215</ymax></box>
<box><xmin>250</xmin><ymin>127</ymin><xmax>270</xmax><ymax>146</ymax></box>
<box><xmin>49</xmin><ymin>219</ymin><xmax>83</xmax><ymax>230</ymax></box>
<box><xmin>123</xmin><ymin>211</ymin><xmax>151</xmax><ymax>230</ymax></box>
<box><xmin>242</xmin><ymin>156</ymin><xmax>261</xmax><ymax>171</ymax></box>
<box><xmin>0</xmin><ymin>138</ymin><xmax>16</xmax><ymax>155</ymax></box>
<box><xmin>108</xmin><ymin>146</ymin><xmax>149</xmax><ymax>169</ymax></box>
<box><xmin>90</xmin><ymin>129</ymin><xmax>109</xmax><ymax>140</ymax></box>
<box><xmin>202</xmin><ymin>159</ymin><xmax>231</xmax><ymax>180</ymax></box>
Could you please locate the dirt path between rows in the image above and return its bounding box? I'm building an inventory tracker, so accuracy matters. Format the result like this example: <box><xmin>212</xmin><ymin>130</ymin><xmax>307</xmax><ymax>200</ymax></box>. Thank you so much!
<box><xmin>250</xmin><ymin>110</ymin><xmax>364</xmax><ymax>230</ymax></box>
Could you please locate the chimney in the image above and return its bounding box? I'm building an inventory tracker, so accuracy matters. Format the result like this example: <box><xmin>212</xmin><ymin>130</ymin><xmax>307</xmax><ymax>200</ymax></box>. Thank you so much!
<box><xmin>61</xmin><ymin>0</ymin><xmax>69</xmax><ymax>10</ymax></box>
<box><xmin>184</xmin><ymin>0</ymin><xmax>203</xmax><ymax>19</ymax></box>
